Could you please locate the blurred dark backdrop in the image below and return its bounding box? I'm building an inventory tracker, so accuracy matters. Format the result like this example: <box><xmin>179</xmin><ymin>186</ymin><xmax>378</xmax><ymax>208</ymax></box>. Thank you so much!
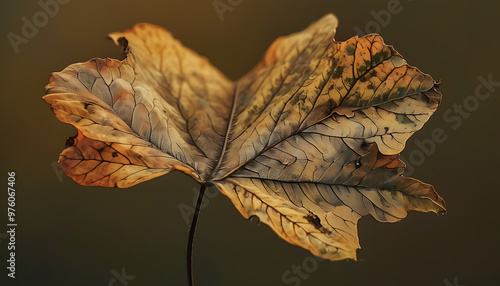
<box><xmin>1</xmin><ymin>0</ymin><xmax>499</xmax><ymax>285</ymax></box>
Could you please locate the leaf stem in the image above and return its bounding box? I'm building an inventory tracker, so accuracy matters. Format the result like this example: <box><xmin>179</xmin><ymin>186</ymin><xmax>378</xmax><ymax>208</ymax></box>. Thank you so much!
<box><xmin>187</xmin><ymin>183</ymin><xmax>208</xmax><ymax>286</ymax></box>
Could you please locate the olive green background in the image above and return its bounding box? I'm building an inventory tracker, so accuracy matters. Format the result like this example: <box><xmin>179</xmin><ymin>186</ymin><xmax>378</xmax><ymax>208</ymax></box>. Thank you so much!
<box><xmin>1</xmin><ymin>0</ymin><xmax>499</xmax><ymax>285</ymax></box>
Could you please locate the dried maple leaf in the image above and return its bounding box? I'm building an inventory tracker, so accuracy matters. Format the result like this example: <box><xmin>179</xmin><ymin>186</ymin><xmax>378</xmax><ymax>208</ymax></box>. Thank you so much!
<box><xmin>43</xmin><ymin>14</ymin><xmax>445</xmax><ymax>261</ymax></box>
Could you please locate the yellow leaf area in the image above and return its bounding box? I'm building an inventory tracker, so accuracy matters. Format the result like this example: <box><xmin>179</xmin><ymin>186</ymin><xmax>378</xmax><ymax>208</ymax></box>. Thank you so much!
<box><xmin>44</xmin><ymin>14</ymin><xmax>445</xmax><ymax>261</ymax></box>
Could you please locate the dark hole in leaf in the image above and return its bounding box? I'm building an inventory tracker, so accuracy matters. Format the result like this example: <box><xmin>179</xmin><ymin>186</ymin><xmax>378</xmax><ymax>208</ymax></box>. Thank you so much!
<box><xmin>117</xmin><ymin>37</ymin><xmax>129</xmax><ymax>53</ymax></box>
<box><xmin>355</xmin><ymin>158</ymin><xmax>362</xmax><ymax>168</ymax></box>
<box><xmin>64</xmin><ymin>134</ymin><xmax>77</xmax><ymax>149</ymax></box>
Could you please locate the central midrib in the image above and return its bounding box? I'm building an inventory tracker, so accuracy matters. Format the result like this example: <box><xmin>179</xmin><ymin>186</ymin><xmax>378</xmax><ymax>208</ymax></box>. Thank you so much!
<box><xmin>206</xmin><ymin>83</ymin><xmax>239</xmax><ymax>182</ymax></box>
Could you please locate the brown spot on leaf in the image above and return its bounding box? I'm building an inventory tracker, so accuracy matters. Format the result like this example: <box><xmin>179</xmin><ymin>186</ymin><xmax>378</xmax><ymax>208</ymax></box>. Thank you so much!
<box><xmin>304</xmin><ymin>212</ymin><xmax>330</xmax><ymax>234</ymax></box>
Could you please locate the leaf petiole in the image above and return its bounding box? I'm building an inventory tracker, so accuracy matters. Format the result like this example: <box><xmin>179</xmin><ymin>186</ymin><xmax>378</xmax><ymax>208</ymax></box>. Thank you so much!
<box><xmin>187</xmin><ymin>184</ymin><xmax>208</xmax><ymax>286</ymax></box>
